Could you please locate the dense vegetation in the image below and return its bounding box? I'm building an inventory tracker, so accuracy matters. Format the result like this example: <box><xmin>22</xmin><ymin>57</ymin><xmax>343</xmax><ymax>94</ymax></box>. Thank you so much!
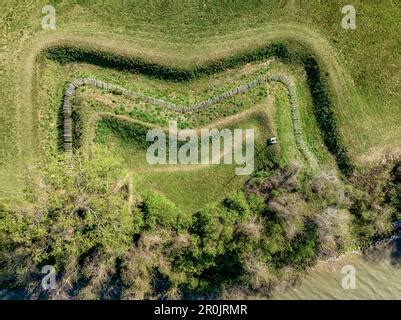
<box><xmin>1</xmin><ymin>152</ymin><xmax>399</xmax><ymax>298</ymax></box>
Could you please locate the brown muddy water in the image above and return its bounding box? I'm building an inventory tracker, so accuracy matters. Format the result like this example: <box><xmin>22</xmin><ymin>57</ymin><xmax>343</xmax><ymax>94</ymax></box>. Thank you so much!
<box><xmin>272</xmin><ymin>237</ymin><xmax>401</xmax><ymax>299</ymax></box>
<box><xmin>1</xmin><ymin>237</ymin><xmax>400</xmax><ymax>300</ymax></box>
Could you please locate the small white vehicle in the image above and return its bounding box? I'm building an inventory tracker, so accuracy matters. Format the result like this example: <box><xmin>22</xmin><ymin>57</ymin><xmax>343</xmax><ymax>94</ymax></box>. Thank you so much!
<box><xmin>267</xmin><ymin>137</ymin><xmax>277</xmax><ymax>146</ymax></box>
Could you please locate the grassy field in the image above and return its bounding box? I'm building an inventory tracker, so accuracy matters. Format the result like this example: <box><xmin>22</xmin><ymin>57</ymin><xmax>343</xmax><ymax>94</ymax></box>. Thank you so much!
<box><xmin>0</xmin><ymin>0</ymin><xmax>400</xmax><ymax>299</ymax></box>
<box><xmin>1</xmin><ymin>0</ymin><xmax>400</xmax><ymax>201</ymax></box>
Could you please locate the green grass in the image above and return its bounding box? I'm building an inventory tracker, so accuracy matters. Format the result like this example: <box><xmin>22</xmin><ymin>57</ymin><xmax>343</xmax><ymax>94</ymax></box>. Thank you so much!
<box><xmin>92</xmin><ymin>111</ymin><xmax>275</xmax><ymax>213</ymax></box>
<box><xmin>0</xmin><ymin>0</ymin><xmax>400</xmax><ymax>198</ymax></box>
<box><xmin>274</xmin><ymin>85</ymin><xmax>300</xmax><ymax>166</ymax></box>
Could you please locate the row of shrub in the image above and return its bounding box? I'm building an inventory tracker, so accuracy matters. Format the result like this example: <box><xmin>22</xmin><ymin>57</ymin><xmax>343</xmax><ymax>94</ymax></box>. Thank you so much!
<box><xmin>302</xmin><ymin>55</ymin><xmax>354</xmax><ymax>175</ymax></box>
<box><xmin>47</xmin><ymin>43</ymin><xmax>290</xmax><ymax>82</ymax></box>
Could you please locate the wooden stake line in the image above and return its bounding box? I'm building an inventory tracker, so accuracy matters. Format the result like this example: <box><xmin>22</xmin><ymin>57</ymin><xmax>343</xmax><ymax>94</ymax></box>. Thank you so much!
<box><xmin>61</xmin><ymin>74</ymin><xmax>316</xmax><ymax>167</ymax></box>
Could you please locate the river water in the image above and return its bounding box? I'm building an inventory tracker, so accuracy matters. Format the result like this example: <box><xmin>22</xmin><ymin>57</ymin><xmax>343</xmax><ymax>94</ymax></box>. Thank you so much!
<box><xmin>272</xmin><ymin>237</ymin><xmax>401</xmax><ymax>299</ymax></box>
